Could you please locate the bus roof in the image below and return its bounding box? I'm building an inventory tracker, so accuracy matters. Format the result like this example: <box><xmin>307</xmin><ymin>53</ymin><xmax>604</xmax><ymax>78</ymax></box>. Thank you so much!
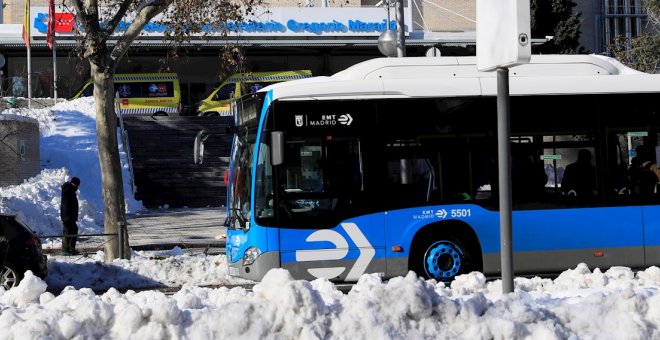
<box><xmin>264</xmin><ymin>55</ymin><xmax>659</xmax><ymax>101</ymax></box>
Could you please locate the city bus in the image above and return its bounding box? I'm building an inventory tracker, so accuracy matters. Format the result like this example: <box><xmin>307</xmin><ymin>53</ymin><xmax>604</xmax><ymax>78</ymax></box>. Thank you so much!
<box><xmin>197</xmin><ymin>55</ymin><xmax>660</xmax><ymax>282</ymax></box>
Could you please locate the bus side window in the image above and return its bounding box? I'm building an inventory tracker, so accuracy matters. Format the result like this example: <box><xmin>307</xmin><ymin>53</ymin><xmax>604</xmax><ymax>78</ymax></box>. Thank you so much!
<box><xmin>511</xmin><ymin>143</ymin><xmax>548</xmax><ymax>205</ymax></box>
<box><xmin>550</xmin><ymin>146</ymin><xmax>598</xmax><ymax>206</ymax></box>
<box><xmin>387</xmin><ymin>158</ymin><xmax>435</xmax><ymax>204</ymax></box>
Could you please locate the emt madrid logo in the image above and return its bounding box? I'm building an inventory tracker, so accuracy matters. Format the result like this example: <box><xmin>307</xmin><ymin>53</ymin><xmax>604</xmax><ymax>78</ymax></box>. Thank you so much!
<box><xmin>294</xmin><ymin>113</ymin><xmax>354</xmax><ymax>127</ymax></box>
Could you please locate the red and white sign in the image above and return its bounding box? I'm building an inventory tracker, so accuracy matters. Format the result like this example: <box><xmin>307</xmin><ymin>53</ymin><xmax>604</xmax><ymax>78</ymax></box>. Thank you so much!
<box><xmin>54</xmin><ymin>13</ymin><xmax>75</xmax><ymax>33</ymax></box>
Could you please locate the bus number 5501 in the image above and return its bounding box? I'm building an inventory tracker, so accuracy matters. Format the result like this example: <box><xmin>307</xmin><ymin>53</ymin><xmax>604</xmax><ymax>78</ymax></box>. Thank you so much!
<box><xmin>451</xmin><ymin>209</ymin><xmax>471</xmax><ymax>218</ymax></box>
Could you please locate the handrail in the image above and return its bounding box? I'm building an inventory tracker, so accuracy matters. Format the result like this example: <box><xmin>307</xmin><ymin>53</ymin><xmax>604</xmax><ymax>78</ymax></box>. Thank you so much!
<box><xmin>115</xmin><ymin>92</ymin><xmax>136</xmax><ymax>195</ymax></box>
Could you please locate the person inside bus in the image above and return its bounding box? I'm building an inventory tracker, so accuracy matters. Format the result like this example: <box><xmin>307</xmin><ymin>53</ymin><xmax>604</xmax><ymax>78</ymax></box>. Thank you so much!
<box><xmin>561</xmin><ymin>149</ymin><xmax>597</xmax><ymax>199</ymax></box>
<box><xmin>627</xmin><ymin>144</ymin><xmax>660</xmax><ymax>195</ymax></box>
<box><xmin>511</xmin><ymin>147</ymin><xmax>548</xmax><ymax>203</ymax></box>
<box><xmin>311</xmin><ymin>159</ymin><xmax>328</xmax><ymax>192</ymax></box>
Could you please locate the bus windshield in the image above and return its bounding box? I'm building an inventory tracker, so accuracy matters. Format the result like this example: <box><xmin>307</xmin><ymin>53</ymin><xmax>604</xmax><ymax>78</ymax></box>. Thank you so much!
<box><xmin>227</xmin><ymin>128</ymin><xmax>254</xmax><ymax>229</ymax></box>
<box><xmin>227</xmin><ymin>94</ymin><xmax>263</xmax><ymax>229</ymax></box>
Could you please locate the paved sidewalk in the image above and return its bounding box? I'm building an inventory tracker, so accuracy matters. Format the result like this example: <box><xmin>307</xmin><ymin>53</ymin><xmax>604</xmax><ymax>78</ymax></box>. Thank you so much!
<box><xmin>126</xmin><ymin>207</ymin><xmax>227</xmax><ymax>253</ymax></box>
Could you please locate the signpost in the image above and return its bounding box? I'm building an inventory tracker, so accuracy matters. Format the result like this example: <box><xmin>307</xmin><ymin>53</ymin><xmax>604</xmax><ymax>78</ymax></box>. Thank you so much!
<box><xmin>476</xmin><ymin>0</ymin><xmax>531</xmax><ymax>294</ymax></box>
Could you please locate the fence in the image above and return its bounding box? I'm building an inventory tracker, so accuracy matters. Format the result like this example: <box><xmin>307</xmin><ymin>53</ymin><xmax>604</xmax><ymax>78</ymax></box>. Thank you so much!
<box><xmin>39</xmin><ymin>222</ymin><xmax>129</xmax><ymax>259</ymax></box>
<box><xmin>0</xmin><ymin>74</ymin><xmax>81</xmax><ymax>99</ymax></box>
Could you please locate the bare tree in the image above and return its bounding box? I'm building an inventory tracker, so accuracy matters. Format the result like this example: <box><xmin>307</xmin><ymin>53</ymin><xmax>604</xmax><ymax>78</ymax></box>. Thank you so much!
<box><xmin>68</xmin><ymin>0</ymin><xmax>261</xmax><ymax>261</ymax></box>
<box><xmin>647</xmin><ymin>0</ymin><xmax>659</xmax><ymax>27</ymax></box>
<box><xmin>608</xmin><ymin>0</ymin><xmax>660</xmax><ymax>73</ymax></box>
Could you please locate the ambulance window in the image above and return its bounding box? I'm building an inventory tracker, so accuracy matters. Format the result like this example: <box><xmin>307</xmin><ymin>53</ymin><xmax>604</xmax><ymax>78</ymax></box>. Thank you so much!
<box><xmin>246</xmin><ymin>82</ymin><xmax>274</xmax><ymax>94</ymax></box>
<box><xmin>113</xmin><ymin>82</ymin><xmax>174</xmax><ymax>98</ymax></box>
<box><xmin>142</xmin><ymin>82</ymin><xmax>174</xmax><ymax>97</ymax></box>
<box><xmin>114</xmin><ymin>83</ymin><xmax>141</xmax><ymax>98</ymax></box>
<box><xmin>82</xmin><ymin>84</ymin><xmax>94</xmax><ymax>97</ymax></box>
<box><xmin>214</xmin><ymin>83</ymin><xmax>236</xmax><ymax>101</ymax></box>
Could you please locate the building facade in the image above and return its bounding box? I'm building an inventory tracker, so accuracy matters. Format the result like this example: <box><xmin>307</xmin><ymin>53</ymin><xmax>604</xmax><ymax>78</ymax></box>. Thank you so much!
<box><xmin>0</xmin><ymin>0</ymin><xmax>652</xmax><ymax>111</ymax></box>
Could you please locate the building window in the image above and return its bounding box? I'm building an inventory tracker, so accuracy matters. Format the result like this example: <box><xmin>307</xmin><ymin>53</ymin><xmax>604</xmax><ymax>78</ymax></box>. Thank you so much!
<box><xmin>603</xmin><ymin>0</ymin><xmax>647</xmax><ymax>48</ymax></box>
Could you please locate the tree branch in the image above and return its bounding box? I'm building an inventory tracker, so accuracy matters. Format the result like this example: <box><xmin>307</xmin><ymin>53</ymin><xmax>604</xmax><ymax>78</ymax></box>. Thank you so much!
<box><xmin>85</xmin><ymin>0</ymin><xmax>101</xmax><ymax>33</ymax></box>
<box><xmin>106</xmin><ymin>0</ymin><xmax>136</xmax><ymax>35</ymax></box>
<box><xmin>110</xmin><ymin>0</ymin><xmax>173</xmax><ymax>62</ymax></box>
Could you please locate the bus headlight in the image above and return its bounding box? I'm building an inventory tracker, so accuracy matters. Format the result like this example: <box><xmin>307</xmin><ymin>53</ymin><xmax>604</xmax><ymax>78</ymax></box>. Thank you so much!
<box><xmin>243</xmin><ymin>247</ymin><xmax>261</xmax><ymax>266</ymax></box>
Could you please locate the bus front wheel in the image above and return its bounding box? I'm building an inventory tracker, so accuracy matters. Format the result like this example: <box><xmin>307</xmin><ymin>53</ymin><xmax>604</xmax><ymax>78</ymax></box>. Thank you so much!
<box><xmin>414</xmin><ymin>236</ymin><xmax>472</xmax><ymax>282</ymax></box>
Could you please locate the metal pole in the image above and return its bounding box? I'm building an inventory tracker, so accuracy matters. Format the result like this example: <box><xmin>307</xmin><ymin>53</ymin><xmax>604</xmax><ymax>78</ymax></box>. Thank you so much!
<box><xmin>118</xmin><ymin>222</ymin><xmax>124</xmax><ymax>259</ymax></box>
<box><xmin>395</xmin><ymin>0</ymin><xmax>406</xmax><ymax>57</ymax></box>
<box><xmin>386</xmin><ymin>0</ymin><xmax>391</xmax><ymax>23</ymax></box>
<box><xmin>52</xmin><ymin>41</ymin><xmax>58</xmax><ymax>103</ymax></box>
<box><xmin>27</xmin><ymin>46</ymin><xmax>32</xmax><ymax>109</ymax></box>
<box><xmin>497</xmin><ymin>67</ymin><xmax>514</xmax><ymax>294</ymax></box>
<box><xmin>123</xmin><ymin>223</ymin><xmax>129</xmax><ymax>259</ymax></box>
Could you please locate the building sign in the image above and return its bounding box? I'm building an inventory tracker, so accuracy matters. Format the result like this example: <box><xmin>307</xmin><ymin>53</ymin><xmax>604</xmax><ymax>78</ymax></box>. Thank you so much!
<box><xmin>34</xmin><ymin>12</ymin><xmax>75</xmax><ymax>33</ymax></box>
<box><xmin>31</xmin><ymin>7</ymin><xmax>411</xmax><ymax>38</ymax></box>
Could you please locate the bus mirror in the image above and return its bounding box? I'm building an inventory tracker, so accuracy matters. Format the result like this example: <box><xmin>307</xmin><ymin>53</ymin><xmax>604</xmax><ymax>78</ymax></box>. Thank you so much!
<box><xmin>271</xmin><ymin>131</ymin><xmax>284</xmax><ymax>166</ymax></box>
<box><xmin>194</xmin><ymin>130</ymin><xmax>207</xmax><ymax>165</ymax></box>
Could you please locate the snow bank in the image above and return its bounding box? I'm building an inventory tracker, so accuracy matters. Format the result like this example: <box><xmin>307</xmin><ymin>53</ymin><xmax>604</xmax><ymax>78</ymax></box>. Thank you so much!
<box><xmin>0</xmin><ymin>97</ymin><xmax>144</xmax><ymax>238</ymax></box>
<box><xmin>1</xmin><ymin>264</ymin><xmax>660</xmax><ymax>339</ymax></box>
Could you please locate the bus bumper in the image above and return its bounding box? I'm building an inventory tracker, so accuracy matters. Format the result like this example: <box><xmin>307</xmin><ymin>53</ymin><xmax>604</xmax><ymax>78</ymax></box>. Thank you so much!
<box><xmin>227</xmin><ymin>251</ymin><xmax>280</xmax><ymax>281</ymax></box>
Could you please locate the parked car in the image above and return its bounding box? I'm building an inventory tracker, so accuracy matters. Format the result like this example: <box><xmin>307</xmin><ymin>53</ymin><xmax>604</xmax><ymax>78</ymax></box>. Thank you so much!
<box><xmin>0</xmin><ymin>214</ymin><xmax>48</xmax><ymax>290</ymax></box>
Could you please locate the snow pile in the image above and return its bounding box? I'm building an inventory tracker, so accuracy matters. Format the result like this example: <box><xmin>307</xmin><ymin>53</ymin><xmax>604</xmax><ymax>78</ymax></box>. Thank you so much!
<box><xmin>0</xmin><ymin>98</ymin><xmax>143</xmax><ymax>238</ymax></box>
<box><xmin>2</xmin><ymin>264</ymin><xmax>660</xmax><ymax>339</ymax></box>
<box><xmin>45</xmin><ymin>250</ymin><xmax>252</xmax><ymax>292</ymax></box>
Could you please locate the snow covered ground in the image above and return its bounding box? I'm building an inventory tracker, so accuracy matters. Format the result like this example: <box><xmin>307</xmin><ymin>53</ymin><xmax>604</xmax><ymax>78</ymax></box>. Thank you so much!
<box><xmin>3</xmin><ymin>98</ymin><xmax>660</xmax><ymax>338</ymax></box>
<box><xmin>3</xmin><ymin>263</ymin><xmax>660</xmax><ymax>339</ymax></box>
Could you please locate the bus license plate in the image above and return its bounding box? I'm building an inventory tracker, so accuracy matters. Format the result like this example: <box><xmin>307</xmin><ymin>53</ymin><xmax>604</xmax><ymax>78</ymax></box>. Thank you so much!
<box><xmin>229</xmin><ymin>266</ymin><xmax>239</xmax><ymax>277</ymax></box>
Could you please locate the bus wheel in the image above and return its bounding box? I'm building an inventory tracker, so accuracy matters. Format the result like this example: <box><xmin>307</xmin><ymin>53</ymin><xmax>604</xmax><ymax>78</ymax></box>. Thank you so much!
<box><xmin>419</xmin><ymin>238</ymin><xmax>470</xmax><ymax>282</ymax></box>
<box><xmin>152</xmin><ymin>111</ymin><xmax>168</xmax><ymax>117</ymax></box>
<box><xmin>204</xmin><ymin>112</ymin><xmax>219</xmax><ymax>117</ymax></box>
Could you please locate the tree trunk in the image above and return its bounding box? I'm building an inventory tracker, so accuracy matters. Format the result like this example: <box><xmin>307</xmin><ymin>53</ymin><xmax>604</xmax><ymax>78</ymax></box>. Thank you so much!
<box><xmin>90</xmin><ymin>63</ymin><xmax>131</xmax><ymax>261</ymax></box>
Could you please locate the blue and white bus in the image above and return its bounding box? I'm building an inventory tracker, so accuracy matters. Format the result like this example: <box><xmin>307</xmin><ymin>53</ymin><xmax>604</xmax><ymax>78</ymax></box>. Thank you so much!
<box><xmin>199</xmin><ymin>55</ymin><xmax>660</xmax><ymax>282</ymax></box>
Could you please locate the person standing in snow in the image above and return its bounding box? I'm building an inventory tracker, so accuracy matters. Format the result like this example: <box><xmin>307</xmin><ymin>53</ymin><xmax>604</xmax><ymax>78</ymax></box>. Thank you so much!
<box><xmin>60</xmin><ymin>177</ymin><xmax>80</xmax><ymax>256</ymax></box>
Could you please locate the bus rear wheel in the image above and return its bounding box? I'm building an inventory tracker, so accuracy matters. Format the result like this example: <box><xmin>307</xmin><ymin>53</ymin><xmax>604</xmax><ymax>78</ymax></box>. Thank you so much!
<box><xmin>415</xmin><ymin>237</ymin><xmax>472</xmax><ymax>282</ymax></box>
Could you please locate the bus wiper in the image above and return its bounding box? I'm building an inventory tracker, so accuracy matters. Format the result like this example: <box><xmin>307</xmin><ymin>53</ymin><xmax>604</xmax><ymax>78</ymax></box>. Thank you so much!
<box><xmin>228</xmin><ymin>208</ymin><xmax>247</xmax><ymax>230</ymax></box>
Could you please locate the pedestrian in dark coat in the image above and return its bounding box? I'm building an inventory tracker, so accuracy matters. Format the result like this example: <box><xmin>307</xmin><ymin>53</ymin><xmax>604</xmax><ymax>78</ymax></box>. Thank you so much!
<box><xmin>60</xmin><ymin>177</ymin><xmax>80</xmax><ymax>255</ymax></box>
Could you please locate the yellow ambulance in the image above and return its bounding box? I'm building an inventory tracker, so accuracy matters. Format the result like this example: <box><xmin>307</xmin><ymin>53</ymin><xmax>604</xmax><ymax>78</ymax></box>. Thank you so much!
<box><xmin>197</xmin><ymin>70</ymin><xmax>312</xmax><ymax>116</ymax></box>
<box><xmin>69</xmin><ymin>73</ymin><xmax>182</xmax><ymax>117</ymax></box>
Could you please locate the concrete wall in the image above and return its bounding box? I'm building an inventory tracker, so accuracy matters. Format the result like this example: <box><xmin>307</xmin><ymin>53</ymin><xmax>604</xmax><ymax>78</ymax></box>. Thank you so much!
<box><xmin>2</xmin><ymin>0</ymin><xmax>48</xmax><ymax>25</ymax></box>
<box><xmin>576</xmin><ymin>0</ymin><xmax>602</xmax><ymax>53</ymax></box>
<box><xmin>0</xmin><ymin>115</ymin><xmax>40</xmax><ymax>187</ymax></box>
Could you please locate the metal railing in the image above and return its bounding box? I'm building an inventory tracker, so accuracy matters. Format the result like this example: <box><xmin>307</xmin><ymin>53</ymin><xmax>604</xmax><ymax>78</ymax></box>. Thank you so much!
<box><xmin>38</xmin><ymin>222</ymin><xmax>129</xmax><ymax>260</ymax></box>
<box><xmin>116</xmin><ymin>92</ymin><xmax>137</xmax><ymax>196</ymax></box>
